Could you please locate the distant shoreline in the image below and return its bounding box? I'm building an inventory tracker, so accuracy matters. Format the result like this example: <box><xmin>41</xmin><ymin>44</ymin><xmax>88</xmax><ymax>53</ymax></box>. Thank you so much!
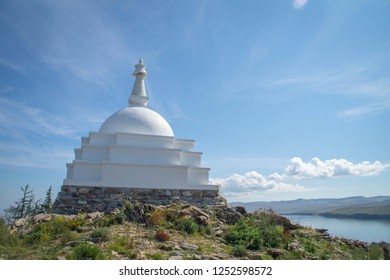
<box><xmin>230</xmin><ymin>196</ymin><xmax>390</xmax><ymax>220</ymax></box>
<box><xmin>282</xmin><ymin>212</ymin><xmax>390</xmax><ymax>220</ymax></box>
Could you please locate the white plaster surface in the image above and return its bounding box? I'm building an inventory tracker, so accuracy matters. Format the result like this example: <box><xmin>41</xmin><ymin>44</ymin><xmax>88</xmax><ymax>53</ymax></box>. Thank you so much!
<box><xmin>99</xmin><ymin>107</ymin><xmax>174</xmax><ymax>137</ymax></box>
<box><xmin>65</xmin><ymin>132</ymin><xmax>217</xmax><ymax>190</ymax></box>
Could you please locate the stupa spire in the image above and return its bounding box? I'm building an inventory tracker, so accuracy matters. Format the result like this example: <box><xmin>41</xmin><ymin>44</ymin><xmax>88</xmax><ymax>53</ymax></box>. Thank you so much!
<box><xmin>128</xmin><ymin>58</ymin><xmax>149</xmax><ymax>107</ymax></box>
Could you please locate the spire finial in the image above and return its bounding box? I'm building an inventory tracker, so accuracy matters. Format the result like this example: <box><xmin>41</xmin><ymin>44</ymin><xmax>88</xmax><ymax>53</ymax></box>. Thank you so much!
<box><xmin>128</xmin><ymin>58</ymin><xmax>149</xmax><ymax>107</ymax></box>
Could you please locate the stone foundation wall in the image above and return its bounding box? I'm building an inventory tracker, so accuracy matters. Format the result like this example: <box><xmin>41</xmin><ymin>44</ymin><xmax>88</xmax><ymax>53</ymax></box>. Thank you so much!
<box><xmin>53</xmin><ymin>185</ymin><xmax>226</xmax><ymax>214</ymax></box>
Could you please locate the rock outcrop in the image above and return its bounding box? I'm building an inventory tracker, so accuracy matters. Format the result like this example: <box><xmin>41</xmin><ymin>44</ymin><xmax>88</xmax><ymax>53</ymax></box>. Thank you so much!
<box><xmin>6</xmin><ymin>202</ymin><xmax>387</xmax><ymax>260</ymax></box>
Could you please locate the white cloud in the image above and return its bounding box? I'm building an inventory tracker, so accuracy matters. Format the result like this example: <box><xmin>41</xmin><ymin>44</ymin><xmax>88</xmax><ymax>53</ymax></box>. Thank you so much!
<box><xmin>282</xmin><ymin>157</ymin><xmax>388</xmax><ymax>179</ymax></box>
<box><xmin>293</xmin><ymin>0</ymin><xmax>308</xmax><ymax>9</ymax></box>
<box><xmin>210</xmin><ymin>170</ymin><xmax>306</xmax><ymax>198</ymax></box>
<box><xmin>211</xmin><ymin>157</ymin><xmax>388</xmax><ymax>198</ymax></box>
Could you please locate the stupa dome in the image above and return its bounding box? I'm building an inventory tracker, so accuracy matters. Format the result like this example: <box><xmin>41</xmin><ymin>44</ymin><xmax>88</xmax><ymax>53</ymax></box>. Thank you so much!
<box><xmin>99</xmin><ymin>106</ymin><xmax>174</xmax><ymax>136</ymax></box>
<box><xmin>99</xmin><ymin>58</ymin><xmax>174</xmax><ymax>137</ymax></box>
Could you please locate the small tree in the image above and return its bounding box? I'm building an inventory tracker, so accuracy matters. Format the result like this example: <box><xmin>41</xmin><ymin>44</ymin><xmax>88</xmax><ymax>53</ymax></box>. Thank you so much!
<box><xmin>5</xmin><ymin>184</ymin><xmax>40</xmax><ymax>224</ymax></box>
<box><xmin>41</xmin><ymin>186</ymin><xmax>53</xmax><ymax>213</ymax></box>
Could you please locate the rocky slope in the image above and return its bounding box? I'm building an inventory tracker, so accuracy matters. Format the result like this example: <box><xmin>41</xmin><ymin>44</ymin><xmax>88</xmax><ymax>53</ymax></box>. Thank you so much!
<box><xmin>1</xmin><ymin>203</ymin><xmax>388</xmax><ymax>260</ymax></box>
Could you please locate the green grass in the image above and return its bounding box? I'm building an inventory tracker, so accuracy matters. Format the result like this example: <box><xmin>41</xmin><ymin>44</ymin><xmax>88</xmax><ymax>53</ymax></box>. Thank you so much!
<box><xmin>223</xmin><ymin>216</ymin><xmax>284</xmax><ymax>250</ymax></box>
<box><xmin>69</xmin><ymin>243</ymin><xmax>104</xmax><ymax>260</ymax></box>
<box><xmin>232</xmin><ymin>245</ymin><xmax>248</xmax><ymax>257</ymax></box>
<box><xmin>90</xmin><ymin>227</ymin><xmax>111</xmax><ymax>242</ymax></box>
<box><xmin>368</xmin><ymin>244</ymin><xmax>384</xmax><ymax>260</ymax></box>
<box><xmin>146</xmin><ymin>252</ymin><xmax>165</xmax><ymax>260</ymax></box>
<box><xmin>0</xmin><ymin>230</ymin><xmax>30</xmax><ymax>259</ymax></box>
<box><xmin>106</xmin><ymin>236</ymin><xmax>137</xmax><ymax>259</ymax></box>
<box><xmin>175</xmin><ymin>217</ymin><xmax>199</xmax><ymax>235</ymax></box>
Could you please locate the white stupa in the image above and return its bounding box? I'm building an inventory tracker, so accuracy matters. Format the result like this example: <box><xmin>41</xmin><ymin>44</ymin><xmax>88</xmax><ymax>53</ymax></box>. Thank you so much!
<box><xmin>63</xmin><ymin>59</ymin><xmax>218</xmax><ymax>192</ymax></box>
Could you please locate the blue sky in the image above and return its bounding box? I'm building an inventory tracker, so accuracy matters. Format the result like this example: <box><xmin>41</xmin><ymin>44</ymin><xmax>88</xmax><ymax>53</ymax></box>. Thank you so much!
<box><xmin>0</xmin><ymin>0</ymin><xmax>389</xmax><ymax>210</ymax></box>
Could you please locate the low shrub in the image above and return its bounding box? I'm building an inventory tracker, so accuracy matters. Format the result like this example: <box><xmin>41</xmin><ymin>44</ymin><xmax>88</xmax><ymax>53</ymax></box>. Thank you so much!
<box><xmin>122</xmin><ymin>201</ymin><xmax>134</xmax><ymax>217</ymax></box>
<box><xmin>147</xmin><ymin>210</ymin><xmax>166</xmax><ymax>227</ymax></box>
<box><xmin>94</xmin><ymin>214</ymin><xmax>122</xmax><ymax>227</ymax></box>
<box><xmin>304</xmin><ymin>241</ymin><xmax>316</xmax><ymax>254</ymax></box>
<box><xmin>155</xmin><ymin>230</ymin><xmax>170</xmax><ymax>242</ymax></box>
<box><xmin>23</xmin><ymin>215</ymin><xmax>88</xmax><ymax>244</ymax></box>
<box><xmin>175</xmin><ymin>218</ymin><xmax>199</xmax><ymax>235</ymax></box>
<box><xmin>224</xmin><ymin>217</ymin><xmax>284</xmax><ymax>250</ymax></box>
<box><xmin>232</xmin><ymin>245</ymin><xmax>248</xmax><ymax>257</ymax></box>
<box><xmin>261</xmin><ymin>225</ymin><xmax>283</xmax><ymax>248</ymax></box>
<box><xmin>70</xmin><ymin>243</ymin><xmax>104</xmax><ymax>260</ymax></box>
<box><xmin>107</xmin><ymin>236</ymin><xmax>137</xmax><ymax>259</ymax></box>
<box><xmin>90</xmin><ymin>227</ymin><xmax>110</xmax><ymax>242</ymax></box>
<box><xmin>24</xmin><ymin>221</ymin><xmax>68</xmax><ymax>244</ymax></box>
<box><xmin>60</xmin><ymin>216</ymin><xmax>85</xmax><ymax>231</ymax></box>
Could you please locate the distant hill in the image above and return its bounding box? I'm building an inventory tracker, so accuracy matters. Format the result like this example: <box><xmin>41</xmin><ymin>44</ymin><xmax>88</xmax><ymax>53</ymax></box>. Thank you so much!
<box><xmin>230</xmin><ymin>196</ymin><xmax>390</xmax><ymax>219</ymax></box>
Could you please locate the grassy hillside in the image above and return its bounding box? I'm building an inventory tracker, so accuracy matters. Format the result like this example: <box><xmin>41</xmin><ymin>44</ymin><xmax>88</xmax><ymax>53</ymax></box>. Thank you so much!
<box><xmin>0</xmin><ymin>202</ymin><xmax>388</xmax><ymax>260</ymax></box>
<box><xmin>328</xmin><ymin>200</ymin><xmax>390</xmax><ymax>215</ymax></box>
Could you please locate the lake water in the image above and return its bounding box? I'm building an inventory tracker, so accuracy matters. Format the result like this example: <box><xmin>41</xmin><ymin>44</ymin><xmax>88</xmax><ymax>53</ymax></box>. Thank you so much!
<box><xmin>283</xmin><ymin>214</ymin><xmax>390</xmax><ymax>243</ymax></box>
